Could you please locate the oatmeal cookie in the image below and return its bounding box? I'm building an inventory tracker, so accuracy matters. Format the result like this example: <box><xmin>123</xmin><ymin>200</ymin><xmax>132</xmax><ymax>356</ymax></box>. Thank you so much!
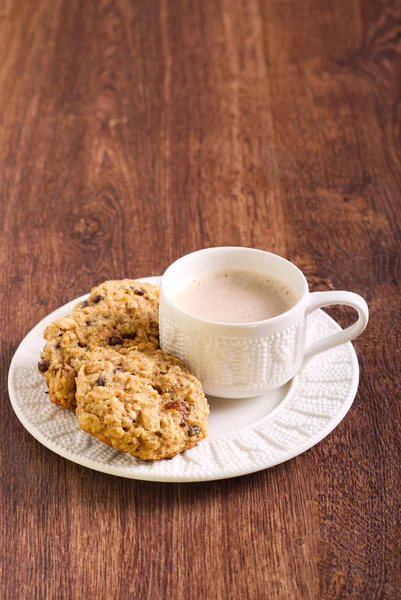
<box><xmin>38</xmin><ymin>280</ymin><xmax>159</xmax><ymax>409</ymax></box>
<box><xmin>76</xmin><ymin>345</ymin><xmax>209</xmax><ymax>460</ymax></box>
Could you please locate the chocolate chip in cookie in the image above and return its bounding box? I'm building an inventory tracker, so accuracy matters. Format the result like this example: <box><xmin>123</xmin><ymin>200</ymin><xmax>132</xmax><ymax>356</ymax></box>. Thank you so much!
<box><xmin>133</xmin><ymin>287</ymin><xmax>145</xmax><ymax>296</ymax></box>
<box><xmin>38</xmin><ymin>359</ymin><xmax>50</xmax><ymax>373</ymax></box>
<box><xmin>187</xmin><ymin>426</ymin><xmax>200</xmax><ymax>436</ymax></box>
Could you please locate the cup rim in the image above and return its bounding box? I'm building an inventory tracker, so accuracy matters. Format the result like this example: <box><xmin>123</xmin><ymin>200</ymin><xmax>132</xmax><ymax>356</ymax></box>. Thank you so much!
<box><xmin>160</xmin><ymin>247</ymin><xmax>309</xmax><ymax>329</ymax></box>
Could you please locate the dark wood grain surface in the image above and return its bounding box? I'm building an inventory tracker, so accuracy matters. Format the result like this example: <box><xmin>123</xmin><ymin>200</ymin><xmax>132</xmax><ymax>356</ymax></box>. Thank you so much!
<box><xmin>1</xmin><ymin>0</ymin><xmax>400</xmax><ymax>598</ymax></box>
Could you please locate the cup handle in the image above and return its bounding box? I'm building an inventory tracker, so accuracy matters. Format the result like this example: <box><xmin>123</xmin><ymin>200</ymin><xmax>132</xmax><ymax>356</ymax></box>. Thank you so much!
<box><xmin>303</xmin><ymin>291</ymin><xmax>369</xmax><ymax>366</ymax></box>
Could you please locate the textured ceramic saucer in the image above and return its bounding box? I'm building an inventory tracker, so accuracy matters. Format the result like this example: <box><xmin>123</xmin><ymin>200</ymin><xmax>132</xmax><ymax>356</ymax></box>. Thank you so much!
<box><xmin>8</xmin><ymin>276</ymin><xmax>359</xmax><ymax>482</ymax></box>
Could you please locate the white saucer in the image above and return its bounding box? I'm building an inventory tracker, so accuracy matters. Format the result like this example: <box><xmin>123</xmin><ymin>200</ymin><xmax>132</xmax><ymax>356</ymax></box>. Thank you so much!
<box><xmin>8</xmin><ymin>276</ymin><xmax>359</xmax><ymax>482</ymax></box>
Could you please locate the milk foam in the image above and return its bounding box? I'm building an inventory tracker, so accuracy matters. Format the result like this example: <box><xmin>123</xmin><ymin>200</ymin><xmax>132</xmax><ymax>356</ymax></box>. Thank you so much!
<box><xmin>173</xmin><ymin>270</ymin><xmax>298</xmax><ymax>323</ymax></box>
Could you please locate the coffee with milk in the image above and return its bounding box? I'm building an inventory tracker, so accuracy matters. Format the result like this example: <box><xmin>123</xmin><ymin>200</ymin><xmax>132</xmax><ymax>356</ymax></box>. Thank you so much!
<box><xmin>173</xmin><ymin>270</ymin><xmax>298</xmax><ymax>324</ymax></box>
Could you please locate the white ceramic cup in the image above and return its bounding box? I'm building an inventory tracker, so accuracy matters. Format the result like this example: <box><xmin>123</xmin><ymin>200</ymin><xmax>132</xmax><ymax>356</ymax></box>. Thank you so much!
<box><xmin>159</xmin><ymin>247</ymin><xmax>369</xmax><ymax>398</ymax></box>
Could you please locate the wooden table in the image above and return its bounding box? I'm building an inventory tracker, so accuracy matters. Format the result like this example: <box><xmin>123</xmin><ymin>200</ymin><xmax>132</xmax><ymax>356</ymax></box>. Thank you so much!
<box><xmin>1</xmin><ymin>1</ymin><xmax>400</xmax><ymax>598</ymax></box>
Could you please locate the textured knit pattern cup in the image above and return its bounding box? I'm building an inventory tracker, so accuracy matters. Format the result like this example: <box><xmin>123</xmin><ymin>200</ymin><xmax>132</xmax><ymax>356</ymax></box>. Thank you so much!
<box><xmin>160</xmin><ymin>248</ymin><xmax>368</xmax><ymax>398</ymax></box>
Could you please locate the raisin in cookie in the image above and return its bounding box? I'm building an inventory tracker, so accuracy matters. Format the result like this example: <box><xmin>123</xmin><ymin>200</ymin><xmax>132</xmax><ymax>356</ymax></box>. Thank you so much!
<box><xmin>38</xmin><ymin>280</ymin><xmax>159</xmax><ymax>409</ymax></box>
<box><xmin>76</xmin><ymin>345</ymin><xmax>209</xmax><ymax>460</ymax></box>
